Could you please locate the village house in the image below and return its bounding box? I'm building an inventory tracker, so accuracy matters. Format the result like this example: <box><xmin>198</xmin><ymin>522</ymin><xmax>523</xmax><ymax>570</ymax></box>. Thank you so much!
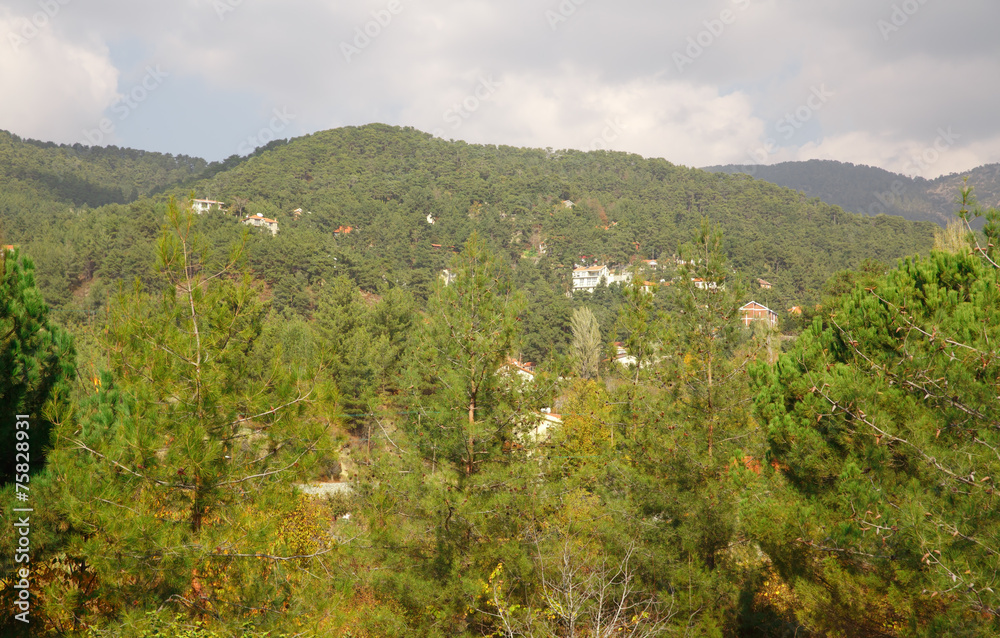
<box><xmin>572</xmin><ymin>264</ymin><xmax>634</xmax><ymax>292</ymax></box>
<box><xmin>758</xmin><ymin>278</ymin><xmax>772</xmax><ymax>289</ymax></box>
<box><xmin>503</xmin><ymin>357</ymin><xmax>536</xmax><ymax>382</ymax></box>
<box><xmin>192</xmin><ymin>199</ymin><xmax>225</xmax><ymax>214</ymax></box>
<box><xmin>740</xmin><ymin>301</ymin><xmax>778</xmax><ymax>328</ymax></box>
<box><xmin>692</xmin><ymin>278</ymin><xmax>719</xmax><ymax>290</ymax></box>
<box><xmin>243</xmin><ymin>214</ymin><xmax>279</xmax><ymax>235</ymax></box>
<box><xmin>440</xmin><ymin>269</ymin><xmax>457</xmax><ymax>286</ymax></box>
<box><xmin>572</xmin><ymin>264</ymin><xmax>609</xmax><ymax>292</ymax></box>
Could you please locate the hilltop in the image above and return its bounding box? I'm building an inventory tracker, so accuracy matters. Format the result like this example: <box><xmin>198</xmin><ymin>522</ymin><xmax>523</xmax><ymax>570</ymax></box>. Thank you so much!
<box><xmin>1</xmin><ymin>124</ymin><xmax>938</xmax><ymax>329</ymax></box>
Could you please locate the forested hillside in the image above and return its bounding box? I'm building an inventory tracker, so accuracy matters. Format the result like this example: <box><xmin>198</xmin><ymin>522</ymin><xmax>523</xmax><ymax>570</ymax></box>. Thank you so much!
<box><xmin>0</xmin><ymin>130</ymin><xmax>208</xmax><ymax>210</ymax></box>
<box><xmin>0</xmin><ymin>125</ymin><xmax>937</xmax><ymax>357</ymax></box>
<box><xmin>704</xmin><ymin>159</ymin><xmax>1000</xmax><ymax>227</ymax></box>
<box><xmin>1</xmin><ymin>125</ymin><xmax>998</xmax><ymax>637</ymax></box>
<box><xmin>171</xmin><ymin>124</ymin><xmax>936</xmax><ymax>317</ymax></box>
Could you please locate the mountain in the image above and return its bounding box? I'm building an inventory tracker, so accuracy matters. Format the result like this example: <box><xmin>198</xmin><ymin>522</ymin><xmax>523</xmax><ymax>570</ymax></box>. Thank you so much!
<box><xmin>702</xmin><ymin>159</ymin><xmax>1000</xmax><ymax>227</ymax></box>
<box><xmin>2</xmin><ymin>125</ymin><xmax>936</xmax><ymax>321</ymax></box>
<box><xmin>0</xmin><ymin>130</ymin><xmax>209</xmax><ymax>208</ymax></box>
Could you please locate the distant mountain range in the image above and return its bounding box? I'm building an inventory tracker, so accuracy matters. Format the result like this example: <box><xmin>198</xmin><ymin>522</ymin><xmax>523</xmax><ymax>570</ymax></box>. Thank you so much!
<box><xmin>702</xmin><ymin>159</ymin><xmax>1000</xmax><ymax>227</ymax></box>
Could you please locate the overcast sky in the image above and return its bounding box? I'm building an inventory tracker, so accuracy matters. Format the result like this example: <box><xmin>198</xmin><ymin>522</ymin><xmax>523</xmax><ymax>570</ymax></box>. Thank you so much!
<box><xmin>2</xmin><ymin>0</ymin><xmax>996</xmax><ymax>177</ymax></box>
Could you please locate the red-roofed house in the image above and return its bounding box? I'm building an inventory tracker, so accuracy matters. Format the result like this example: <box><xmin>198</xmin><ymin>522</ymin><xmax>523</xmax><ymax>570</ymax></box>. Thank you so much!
<box><xmin>243</xmin><ymin>215</ymin><xmax>278</xmax><ymax>235</ymax></box>
<box><xmin>740</xmin><ymin>301</ymin><xmax>778</xmax><ymax>328</ymax></box>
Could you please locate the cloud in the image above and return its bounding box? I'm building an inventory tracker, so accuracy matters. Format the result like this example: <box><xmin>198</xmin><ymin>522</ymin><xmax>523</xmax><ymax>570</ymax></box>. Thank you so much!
<box><xmin>396</xmin><ymin>68</ymin><xmax>765</xmax><ymax>167</ymax></box>
<box><xmin>0</xmin><ymin>8</ymin><xmax>118</xmax><ymax>143</ymax></box>
<box><xmin>1</xmin><ymin>0</ymin><xmax>997</xmax><ymax>174</ymax></box>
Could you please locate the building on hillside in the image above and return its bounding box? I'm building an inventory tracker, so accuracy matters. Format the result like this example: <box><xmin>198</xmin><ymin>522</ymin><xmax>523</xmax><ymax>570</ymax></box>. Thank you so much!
<box><xmin>243</xmin><ymin>214</ymin><xmax>278</xmax><ymax>236</ymax></box>
<box><xmin>788</xmin><ymin>306</ymin><xmax>803</xmax><ymax>315</ymax></box>
<box><xmin>608</xmin><ymin>269</ymin><xmax>633</xmax><ymax>286</ymax></box>
<box><xmin>333</xmin><ymin>225</ymin><xmax>353</xmax><ymax>236</ymax></box>
<box><xmin>758</xmin><ymin>278</ymin><xmax>772</xmax><ymax>289</ymax></box>
<box><xmin>562</xmin><ymin>200</ymin><xmax>575</xmax><ymax>208</ymax></box>
<box><xmin>740</xmin><ymin>301</ymin><xmax>778</xmax><ymax>328</ymax></box>
<box><xmin>692</xmin><ymin>278</ymin><xmax>719</xmax><ymax>290</ymax></box>
<box><xmin>572</xmin><ymin>264</ymin><xmax>609</xmax><ymax>292</ymax></box>
<box><xmin>503</xmin><ymin>358</ymin><xmax>536</xmax><ymax>382</ymax></box>
<box><xmin>192</xmin><ymin>199</ymin><xmax>225</xmax><ymax>214</ymax></box>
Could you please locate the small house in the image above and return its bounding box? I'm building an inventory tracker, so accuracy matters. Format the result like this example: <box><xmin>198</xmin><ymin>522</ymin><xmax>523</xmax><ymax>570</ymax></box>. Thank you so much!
<box><xmin>192</xmin><ymin>199</ymin><xmax>225</xmax><ymax>214</ymax></box>
<box><xmin>243</xmin><ymin>214</ymin><xmax>278</xmax><ymax>236</ymax></box>
<box><xmin>740</xmin><ymin>301</ymin><xmax>778</xmax><ymax>328</ymax></box>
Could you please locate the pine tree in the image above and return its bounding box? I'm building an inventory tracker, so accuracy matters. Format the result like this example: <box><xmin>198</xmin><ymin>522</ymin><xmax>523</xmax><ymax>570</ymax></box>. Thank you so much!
<box><xmin>752</xmin><ymin>229</ymin><xmax>1000</xmax><ymax>632</ymax></box>
<box><xmin>0</xmin><ymin>247</ymin><xmax>75</xmax><ymax>484</ymax></box>
<box><xmin>407</xmin><ymin>232</ymin><xmax>526</xmax><ymax>477</ymax></box>
<box><xmin>40</xmin><ymin>199</ymin><xmax>330</xmax><ymax>626</ymax></box>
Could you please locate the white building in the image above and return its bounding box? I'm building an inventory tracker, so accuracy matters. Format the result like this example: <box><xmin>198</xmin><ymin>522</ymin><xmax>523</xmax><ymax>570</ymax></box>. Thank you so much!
<box><xmin>572</xmin><ymin>265</ymin><xmax>609</xmax><ymax>292</ymax></box>
<box><xmin>572</xmin><ymin>265</ymin><xmax>635</xmax><ymax>292</ymax></box>
<box><xmin>243</xmin><ymin>214</ymin><xmax>279</xmax><ymax>235</ymax></box>
<box><xmin>192</xmin><ymin>199</ymin><xmax>225</xmax><ymax>214</ymax></box>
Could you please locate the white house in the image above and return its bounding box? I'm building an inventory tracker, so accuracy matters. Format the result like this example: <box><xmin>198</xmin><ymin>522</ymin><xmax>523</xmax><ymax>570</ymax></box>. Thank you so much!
<box><xmin>608</xmin><ymin>269</ymin><xmax>633</xmax><ymax>286</ymax></box>
<box><xmin>192</xmin><ymin>199</ymin><xmax>225</xmax><ymax>214</ymax></box>
<box><xmin>572</xmin><ymin>265</ymin><xmax>609</xmax><ymax>292</ymax></box>
<box><xmin>692</xmin><ymin>278</ymin><xmax>719</xmax><ymax>291</ymax></box>
<box><xmin>243</xmin><ymin>214</ymin><xmax>279</xmax><ymax>235</ymax></box>
<box><xmin>572</xmin><ymin>265</ymin><xmax>635</xmax><ymax>292</ymax></box>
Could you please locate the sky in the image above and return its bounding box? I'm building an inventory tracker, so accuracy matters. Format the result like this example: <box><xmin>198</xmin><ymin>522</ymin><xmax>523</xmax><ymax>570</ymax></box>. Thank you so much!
<box><xmin>1</xmin><ymin>0</ymin><xmax>997</xmax><ymax>178</ymax></box>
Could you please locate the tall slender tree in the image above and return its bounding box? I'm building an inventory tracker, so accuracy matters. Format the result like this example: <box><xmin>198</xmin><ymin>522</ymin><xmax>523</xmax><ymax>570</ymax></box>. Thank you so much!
<box><xmin>408</xmin><ymin>232</ymin><xmax>526</xmax><ymax>476</ymax></box>
<box><xmin>570</xmin><ymin>305</ymin><xmax>601</xmax><ymax>380</ymax></box>
<box><xmin>0</xmin><ymin>247</ymin><xmax>75</xmax><ymax>484</ymax></box>
<box><xmin>40</xmin><ymin>199</ymin><xmax>329</xmax><ymax>626</ymax></box>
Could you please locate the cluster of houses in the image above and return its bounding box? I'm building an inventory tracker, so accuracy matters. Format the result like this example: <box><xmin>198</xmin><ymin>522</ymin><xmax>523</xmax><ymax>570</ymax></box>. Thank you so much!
<box><xmin>572</xmin><ymin>261</ymin><xmax>780</xmax><ymax>329</ymax></box>
<box><xmin>190</xmin><ymin>198</ymin><xmax>279</xmax><ymax>236</ymax></box>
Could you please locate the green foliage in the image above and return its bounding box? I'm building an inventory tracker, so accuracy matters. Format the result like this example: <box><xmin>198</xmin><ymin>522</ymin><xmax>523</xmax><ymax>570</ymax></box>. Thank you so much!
<box><xmin>570</xmin><ymin>306</ymin><xmax>601</xmax><ymax>379</ymax></box>
<box><xmin>406</xmin><ymin>232</ymin><xmax>527</xmax><ymax>476</ymax></box>
<box><xmin>752</xmin><ymin>241</ymin><xmax>1000</xmax><ymax>632</ymax></box>
<box><xmin>30</xmin><ymin>200</ymin><xmax>330</xmax><ymax>629</ymax></box>
<box><xmin>0</xmin><ymin>248</ymin><xmax>75</xmax><ymax>484</ymax></box>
